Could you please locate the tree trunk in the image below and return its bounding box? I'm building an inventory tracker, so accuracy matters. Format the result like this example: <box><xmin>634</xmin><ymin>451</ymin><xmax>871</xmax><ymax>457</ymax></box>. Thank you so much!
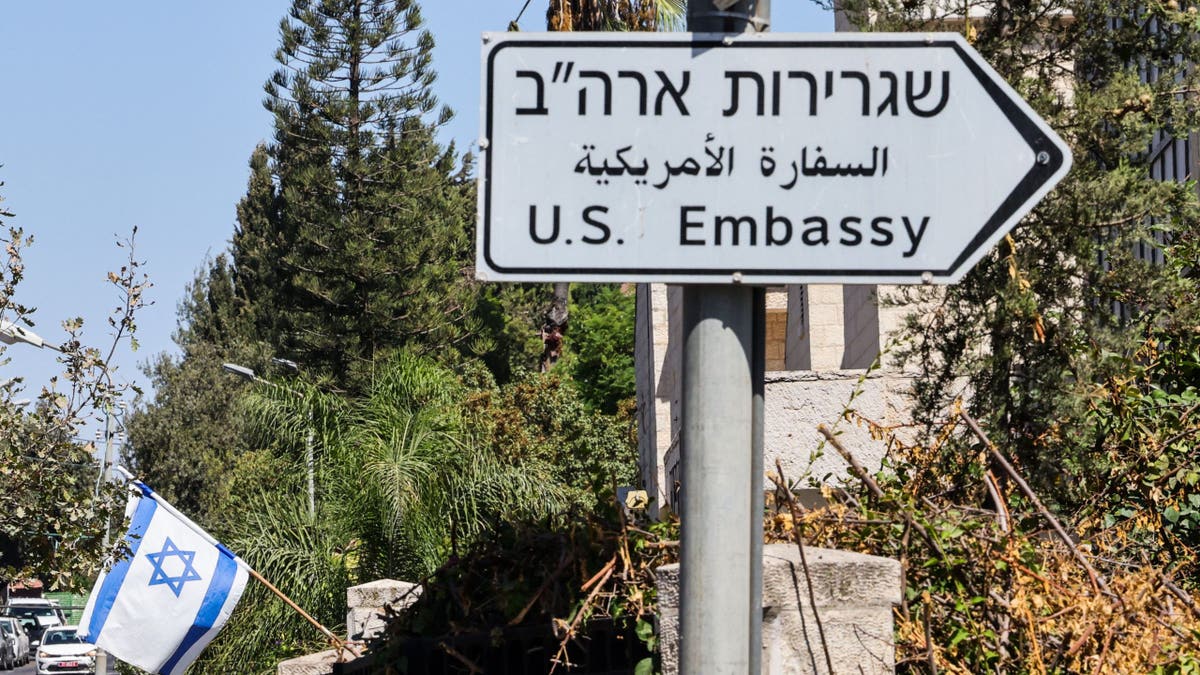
<box><xmin>540</xmin><ymin>282</ymin><xmax>570</xmax><ymax>372</ymax></box>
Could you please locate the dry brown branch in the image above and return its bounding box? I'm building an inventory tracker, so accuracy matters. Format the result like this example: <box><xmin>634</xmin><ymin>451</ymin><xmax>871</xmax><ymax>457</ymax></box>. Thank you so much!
<box><xmin>1160</xmin><ymin>574</ymin><xmax>1200</xmax><ymax>621</ymax></box>
<box><xmin>549</xmin><ymin>555</ymin><xmax>617</xmax><ymax>675</ymax></box>
<box><xmin>641</xmin><ymin>540</ymin><xmax>680</xmax><ymax>549</ymax></box>
<box><xmin>924</xmin><ymin>601</ymin><xmax>939</xmax><ymax>675</ymax></box>
<box><xmin>1065</xmin><ymin>624</ymin><xmax>1096</xmax><ymax>658</ymax></box>
<box><xmin>438</xmin><ymin>641</ymin><xmax>483</xmax><ymax>674</ymax></box>
<box><xmin>984</xmin><ymin>470</ymin><xmax>1012</xmax><ymax>533</ymax></box>
<box><xmin>508</xmin><ymin>552</ymin><xmax>575</xmax><ymax>627</ymax></box>
<box><xmin>580</xmin><ymin>555</ymin><xmax>617</xmax><ymax>593</ymax></box>
<box><xmin>958</xmin><ymin>411</ymin><xmax>1111</xmax><ymax>597</ymax></box>
<box><xmin>1091</xmin><ymin>623</ymin><xmax>1116</xmax><ymax>675</ymax></box>
<box><xmin>818</xmin><ymin>425</ymin><xmax>955</xmax><ymax>565</ymax></box>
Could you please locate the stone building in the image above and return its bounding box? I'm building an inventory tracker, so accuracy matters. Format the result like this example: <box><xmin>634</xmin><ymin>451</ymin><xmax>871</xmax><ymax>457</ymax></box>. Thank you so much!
<box><xmin>635</xmin><ymin>282</ymin><xmax>918</xmax><ymax>513</ymax></box>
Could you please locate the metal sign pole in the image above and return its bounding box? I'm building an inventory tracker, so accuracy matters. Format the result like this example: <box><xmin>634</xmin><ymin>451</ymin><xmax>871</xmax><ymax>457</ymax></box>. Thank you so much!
<box><xmin>680</xmin><ymin>285</ymin><xmax>755</xmax><ymax>673</ymax></box>
<box><xmin>680</xmin><ymin>7</ymin><xmax>769</xmax><ymax>674</ymax></box>
<box><xmin>750</xmin><ymin>286</ymin><xmax>766</xmax><ymax>674</ymax></box>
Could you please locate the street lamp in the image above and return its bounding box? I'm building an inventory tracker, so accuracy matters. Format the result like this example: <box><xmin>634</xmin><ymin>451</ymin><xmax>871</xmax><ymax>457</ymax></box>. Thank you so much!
<box><xmin>222</xmin><ymin>362</ymin><xmax>316</xmax><ymax>518</ymax></box>
<box><xmin>2</xmin><ymin>321</ymin><xmax>114</xmax><ymax>490</ymax></box>
<box><xmin>89</xmin><ymin>398</ymin><xmax>132</xmax><ymax>675</ymax></box>
<box><xmin>0</xmin><ymin>319</ymin><xmax>62</xmax><ymax>352</ymax></box>
<box><xmin>221</xmin><ymin>363</ymin><xmax>256</xmax><ymax>380</ymax></box>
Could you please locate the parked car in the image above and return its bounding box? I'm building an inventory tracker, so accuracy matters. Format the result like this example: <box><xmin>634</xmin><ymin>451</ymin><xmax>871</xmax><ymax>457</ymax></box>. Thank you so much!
<box><xmin>0</xmin><ymin>624</ymin><xmax>14</xmax><ymax>671</ymax></box>
<box><xmin>35</xmin><ymin>626</ymin><xmax>96</xmax><ymax>675</ymax></box>
<box><xmin>2</xmin><ymin>604</ymin><xmax>63</xmax><ymax>649</ymax></box>
<box><xmin>6</xmin><ymin>599</ymin><xmax>66</xmax><ymax>625</ymax></box>
<box><xmin>0</xmin><ymin>617</ymin><xmax>31</xmax><ymax>668</ymax></box>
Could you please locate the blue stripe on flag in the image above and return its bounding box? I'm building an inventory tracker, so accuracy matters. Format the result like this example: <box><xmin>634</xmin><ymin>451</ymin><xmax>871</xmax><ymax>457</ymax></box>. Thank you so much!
<box><xmin>85</xmin><ymin>496</ymin><xmax>158</xmax><ymax>640</ymax></box>
<box><xmin>134</xmin><ymin>480</ymin><xmax>154</xmax><ymax>498</ymax></box>
<box><xmin>159</xmin><ymin>550</ymin><xmax>240</xmax><ymax>675</ymax></box>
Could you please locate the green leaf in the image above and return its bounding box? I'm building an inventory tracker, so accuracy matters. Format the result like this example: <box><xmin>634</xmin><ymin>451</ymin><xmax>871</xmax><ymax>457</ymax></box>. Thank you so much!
<box><xmin>949</xmin><ymin>627</ymin><xmax>970</xmax><ymax>647</ymax></box>
<box><xmin>636</xmin><ymin>618</ymin><xmax>656</xmax><ymax>643</ymax></box>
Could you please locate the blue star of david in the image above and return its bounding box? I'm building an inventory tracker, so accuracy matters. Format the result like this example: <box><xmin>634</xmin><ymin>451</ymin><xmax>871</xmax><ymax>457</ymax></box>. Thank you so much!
<box><xmin>146</xmin><ymin>537</ymin><xmax>203</xmax><ymax>597</ymax></box>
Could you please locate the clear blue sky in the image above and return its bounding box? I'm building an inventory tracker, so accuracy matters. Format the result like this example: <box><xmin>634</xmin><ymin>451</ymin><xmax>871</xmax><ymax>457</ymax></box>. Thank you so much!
<box><xmin>0</xmin><ymin>1</ymin><xmax>831</xmax><ymax>428</ymax></box>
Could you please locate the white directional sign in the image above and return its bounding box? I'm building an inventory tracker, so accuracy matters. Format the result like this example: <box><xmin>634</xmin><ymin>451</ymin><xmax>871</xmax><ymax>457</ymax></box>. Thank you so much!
<box><xmin>477</xmin><ymin>32</ymin><xmax>1071</xmax><ymax>284</ymax></box>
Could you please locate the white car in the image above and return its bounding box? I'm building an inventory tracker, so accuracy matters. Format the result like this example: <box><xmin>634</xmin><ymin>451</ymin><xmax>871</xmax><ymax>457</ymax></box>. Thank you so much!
<box><xmin>6</xmin><ymin>598</ymin><xmax>65</xmax><ymax>625</ymax></box>
<box><xmin>35</xmin><ymin>626</ymin><xmax>97</xmax><ymax>675</ymax></box>
<box><xmin>4</xmin><ymin>603</ymin><xmax>63</xmax><ymax>650</ymax></box>
<box><xmin>0</xmin><ymin>616</ymin><xmax>31</xmax><ymax>667</ymax></box>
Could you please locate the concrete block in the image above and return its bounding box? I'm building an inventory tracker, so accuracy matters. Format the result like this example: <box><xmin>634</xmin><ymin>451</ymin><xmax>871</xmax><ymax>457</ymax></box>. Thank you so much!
<box><xmin>347</xmin><ymin>606</ymin><xmax>391</xmax><ymax>643</ymax></box>
<box><xmin>761</xmin><ymin>546</ymin><xmax>901</xmax><ymax>609</ymax></box>
<box><xmin>346</xmin><ymin>579</ymin><xmax>420</xmax><ymax>610</ymax></box>
<box><xmin>345</xmin><ymin>579</ymin><xmax>421</xmax><ymax>642</ymax></box>
<box><xmin>655</xmin><ymin>545</ymin><xmax>901</xmax><ymax>675</ymax></box>
<box><xmin>277</xmin><ymin>650</ymin><xmax>338</xmax><ymax>675</ymax></box>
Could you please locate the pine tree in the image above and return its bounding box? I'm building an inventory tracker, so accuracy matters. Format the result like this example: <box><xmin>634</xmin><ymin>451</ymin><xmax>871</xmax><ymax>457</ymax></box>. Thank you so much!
<box><xmin>237</xmin><ymin>0</ymin><xmax>483</xmax><ymax>387</ymax></box>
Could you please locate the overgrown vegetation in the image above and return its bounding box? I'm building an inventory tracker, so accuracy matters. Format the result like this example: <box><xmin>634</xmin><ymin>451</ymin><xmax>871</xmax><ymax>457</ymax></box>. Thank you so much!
<box><xmin>752</xmin><ymin>394</ymin><xmax>1200</xmax><ymax>674</ymax></box>
<box><xmin>0</xmin><ymin>187</ymin><xmax>145</xmax><ymax>590</ymax></box>
<box><xmin>850</xmin><ymin>0</ymin><xmax>1200</xmax><ymax>506</ymax></box>
<box><xmin>86</xmin><ymin>0</ymin><xmax>1200</xmax><ymax>672</ymax></box>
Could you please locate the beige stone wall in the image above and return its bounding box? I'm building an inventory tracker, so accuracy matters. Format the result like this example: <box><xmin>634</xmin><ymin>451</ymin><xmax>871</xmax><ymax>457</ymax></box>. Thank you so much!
<box><xmin>764</xmin><ymin>369</ymin><xmax>914</xmax><ymax>486</ymax></box>
<box><xmin>806</xmin><ymin>284</ymin><xmax>846</xmax><ymax>371</ymax></box>
<box><xmin>766</xmin><ymin>308</ymin><xmax>788</xmax><ymax>371</ymax></box>
<box><xmin>636</xmin><ymin>280</ymin><xmax>920</xmax><ymax>511</ymax></box>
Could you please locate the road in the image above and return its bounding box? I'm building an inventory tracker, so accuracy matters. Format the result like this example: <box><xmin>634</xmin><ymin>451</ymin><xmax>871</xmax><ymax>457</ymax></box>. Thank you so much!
<box><xmin>13</xmin><ymin>654</ymin><xmax>117</xmax><ymax>674</ymax></box>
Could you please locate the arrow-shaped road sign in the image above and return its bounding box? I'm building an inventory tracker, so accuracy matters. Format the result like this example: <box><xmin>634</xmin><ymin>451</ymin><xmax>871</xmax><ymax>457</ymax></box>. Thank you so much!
<box><xmin>477</xmin><ymin>32</ymin><xmax>1072</xmax><ymax>285</ymax></box>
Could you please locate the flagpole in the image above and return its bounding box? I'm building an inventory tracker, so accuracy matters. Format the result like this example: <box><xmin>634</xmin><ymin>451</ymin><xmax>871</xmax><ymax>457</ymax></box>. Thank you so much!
<box><xmin>112</xmin><ymin>467</ymin><xmax>362</xmax><ymax>659</ymax></box>
<box><xmin>245</xmin><ymin>568</ymin><xmax>361</xmax><ymax>657</ymax></box>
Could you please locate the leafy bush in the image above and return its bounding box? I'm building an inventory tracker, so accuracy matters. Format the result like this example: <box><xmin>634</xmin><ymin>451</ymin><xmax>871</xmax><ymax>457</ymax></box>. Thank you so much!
<box><xmin>566</xmin><ymin>284</ymin><xmax>636</xmax><ymax>415</ymax></box>
<box><xmin>467</xmin><ymin>370</ymin><xmax>638</xmax><ymax>512</ymax></box>
<box><xmin>774</xmin><ymin>407</ymin><xmax>1200</xmax><ymax>674</ymax></box>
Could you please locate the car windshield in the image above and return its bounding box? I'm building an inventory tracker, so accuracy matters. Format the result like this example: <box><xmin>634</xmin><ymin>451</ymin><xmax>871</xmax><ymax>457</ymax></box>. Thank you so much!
<box><xmin>5</xmin><ymin>607</ymin><xmax>55</xmax><ymax>620</ymax></box>
<box><xmin>0</xmin><ymin>623</ymin><xmax>11</xmax><ymax>636</ymax></box>
<box><xmin>41</xmin><ymin>629</ymin><xmax>84</xmax><ymax>645</ymax></box>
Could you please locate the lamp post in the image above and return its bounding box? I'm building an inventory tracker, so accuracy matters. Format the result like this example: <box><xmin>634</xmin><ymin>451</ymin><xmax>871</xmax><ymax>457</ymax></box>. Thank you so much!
<box><xmin>222</xmin><ymin>362</ymin><xmax>315</xmax><ymax>518</ymax></box>
<box><xmin>0</xmin><ymin>319</ymin><xmax>62</xmax><ymax>352</ymax></box>
<box><xmin>0</xmin><ymin>320</ymin><xmax>120</xmax><ymax>494</ymax></box>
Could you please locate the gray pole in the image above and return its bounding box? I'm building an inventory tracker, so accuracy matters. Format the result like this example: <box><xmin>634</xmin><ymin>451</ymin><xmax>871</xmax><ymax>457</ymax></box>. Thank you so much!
<box><xmin>681</xmin><ymin>4</ymin><xmax>769</xmax><ymax>673</ymax></box>
<box><xmin>680</xmin><ymin>286</ymin><xmax>754</xmax><ymax>673</ymax></box>
<box><xmin>750</xmin><ymin>288</ymin><xmax>766</xmax><ymax>674</ymax></box>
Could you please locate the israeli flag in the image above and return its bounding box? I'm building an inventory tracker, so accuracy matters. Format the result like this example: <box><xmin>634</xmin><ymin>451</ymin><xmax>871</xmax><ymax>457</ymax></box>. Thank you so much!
<box><xmin>79</xmin><ymin>479</ymin><xmax>249</xmax><ymax>675</ymax></box>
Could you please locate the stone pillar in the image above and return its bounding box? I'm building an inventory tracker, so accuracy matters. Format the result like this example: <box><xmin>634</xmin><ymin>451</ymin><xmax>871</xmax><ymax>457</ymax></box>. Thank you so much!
<box><xmin>804</xmin><ymin>285</ymin><xmax>845</xmax><ymax>371</ymax></box>
<box><xmin>277</xmin><ymin>579</ymin><xmax>421</xmax><ymax>675</ymax></box>
<box><xmin>346</xmin><ymin>579</ymin><xmax>421</xmax><ymax>642</ymax></box>
<box><xmin>656</xmin><ymin>545</ymin><xmax>901</xmax><ymax>675</ymax></box>
<box><xmin>785</xmin><ymin>285</ymin><xmax>811</xmax><ymax>371</ymax></box>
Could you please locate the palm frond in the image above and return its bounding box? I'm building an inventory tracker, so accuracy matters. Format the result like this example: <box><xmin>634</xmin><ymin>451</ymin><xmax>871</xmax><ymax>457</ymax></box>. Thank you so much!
<box><xmin>656</xmin><ymin>0</ymin><xmax>686</xmax><ymax>30</ymax></box>
<box><xmin>213</xmin><ymin>348</ymin><xmax>582</xmax><ymax>662</ymax></box>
